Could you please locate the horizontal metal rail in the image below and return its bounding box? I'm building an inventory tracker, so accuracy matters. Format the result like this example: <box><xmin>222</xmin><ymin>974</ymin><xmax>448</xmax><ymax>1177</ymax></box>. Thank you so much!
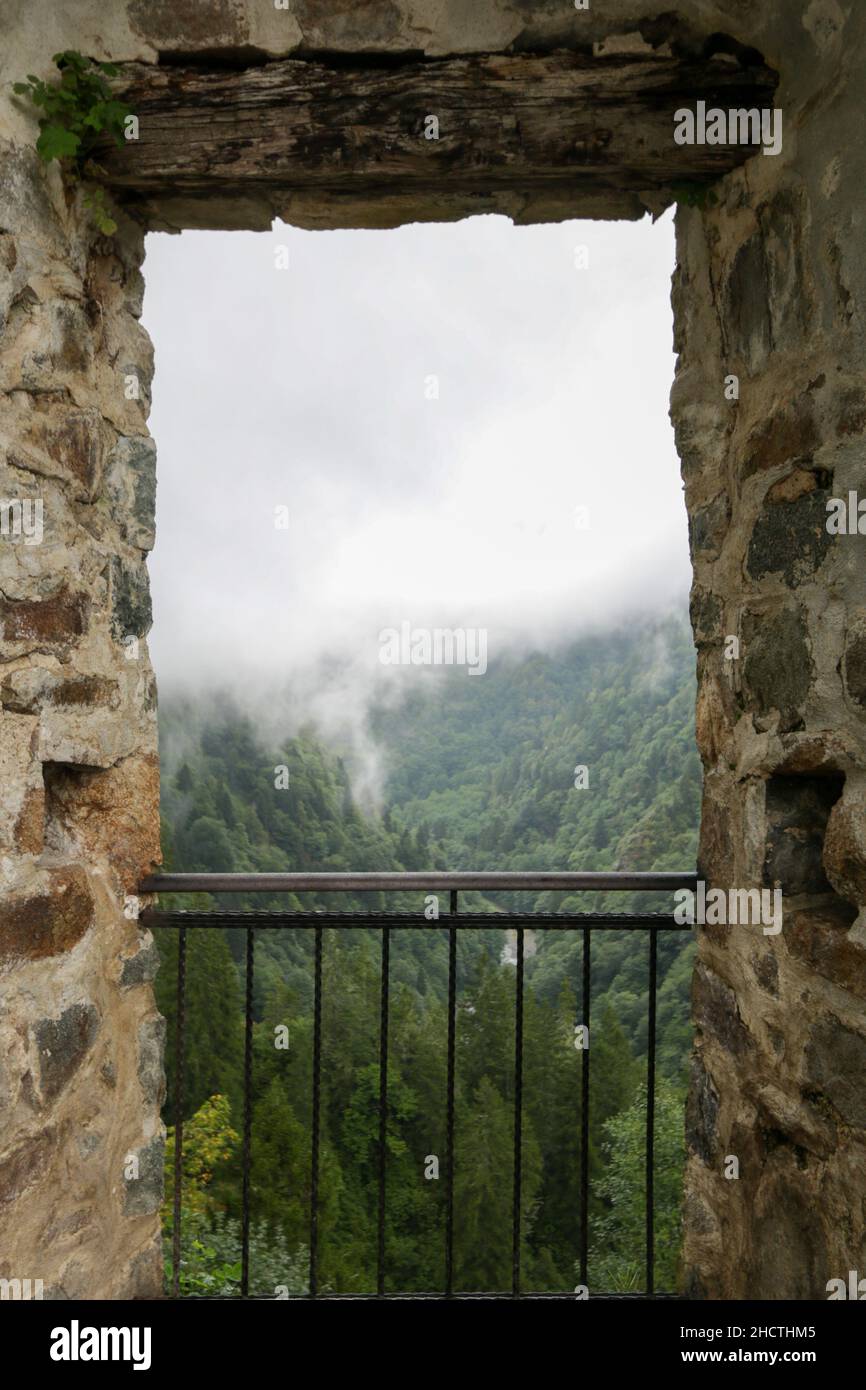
<box><xmin>139</xmin><ymin>870</ymin><xmax>697</xmax><ymax>894</ymax></box>
<box><xmin>142</xmin><ymin>909</ymin><xmax>692</xmax><ymax>930</ymax></box>
<box><xmin>179</xmin><ymin>1284</ymin><xmax>683</xmax><ymax>1295</ymax></box>
<box><xmin>177</xmin><ymin>1290</ymin><xmax>681</xmax><ymax>1301</ymax></box>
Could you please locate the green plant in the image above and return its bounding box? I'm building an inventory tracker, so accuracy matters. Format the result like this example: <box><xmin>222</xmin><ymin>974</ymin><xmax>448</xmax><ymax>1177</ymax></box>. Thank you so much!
<box><xmin>587</xmin><ymin>1080</ymin><xmax>685</xmax><ymax>1293</ymax></box>
<box><xmin>164</xmin><ymin>1233</ymin><xmax>243</xmax><ymax>1297</ymax></box>
<box><xmin>162</xmin><ymin>1094</ymin><xmax>240</xmax><ymax>1220</ymax></box>
<box><xmin>162</xmin><ymin>1212</ymin><xmax>311</xmax><ymax>1297</ymax></box>
<box><xmin>12</xmin><ymin>50</ymin><xmax>131</xmax><ymax>233</ymax></box>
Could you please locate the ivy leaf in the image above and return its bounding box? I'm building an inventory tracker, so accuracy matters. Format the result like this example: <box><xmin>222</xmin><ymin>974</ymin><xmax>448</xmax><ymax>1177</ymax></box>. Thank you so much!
<box><xmin>55</xmin><ymin>51</ymin><xmax>87</xmax><ymax>73</ymax></box>
<box><xmin>14</xmin><ymin>50</ymin><xmax>133</xmax><ymax>236</ymax></box>
<box><xmin>36</xmin><ymin>124</ymin><xmax>80</xmax><ymax>161</ymax></box>
<box><xmin>83</xmin><ymin>101</ymin><xmax>109</xmax><ymax>129</ymax></box>
<box><xmin>101</xmin><ymin>99</ymin><xmax>129</xmax><ymax>126</ymax></box>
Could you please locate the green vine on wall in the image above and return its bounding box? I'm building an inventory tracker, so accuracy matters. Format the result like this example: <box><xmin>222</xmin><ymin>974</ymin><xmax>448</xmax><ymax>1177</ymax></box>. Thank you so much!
<box><xmin>12</xmin><ymin>50</ymin><xmax>132</xmax><ymax>234</ymax></box>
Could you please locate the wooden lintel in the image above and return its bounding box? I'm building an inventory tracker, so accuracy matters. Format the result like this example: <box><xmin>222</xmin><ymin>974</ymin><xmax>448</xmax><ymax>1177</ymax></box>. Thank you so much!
<box><xmin>101</xmin><ymin>50</ymin><xmax>779</xmax><ymax>228</ymax></box>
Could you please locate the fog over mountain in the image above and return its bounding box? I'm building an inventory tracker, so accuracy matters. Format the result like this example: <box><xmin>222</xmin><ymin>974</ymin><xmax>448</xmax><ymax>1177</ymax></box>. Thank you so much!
<box><xmin>142</xmin><ymin>209</ymin><xmax>689</xmax><ymax>739</ymax></box>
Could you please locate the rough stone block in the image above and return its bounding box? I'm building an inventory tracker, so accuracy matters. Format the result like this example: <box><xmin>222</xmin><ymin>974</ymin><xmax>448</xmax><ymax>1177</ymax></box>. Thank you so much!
<box><xmin>842</xmin><ymin>615</ymin><xmax>866</xmax><ymax>708</ymax></box>
<box><xmin>787</xmin><ymin>902</ymin><xmax>865</xmax><ymax>999</ymax></box>
<box><xmin>0</xmin><ymin>866</ymin><xmax>95</xmax><ymax>966</ymax></box>
<box><xmin>137</xmin><ymin>1013</ymin><xmax>166</xmax><ymax>1111</ymax></box>
<box><xmin>741</xmin><ymin>607</ymin><xmax>812</xmax><ymax>732</ymax></box>
<box><xmin>109</xmin><ymin>557</ymin><xmax>153</xmax><ymax>641</ymax></box>
<box><xmin>123</xmin><ymin>1132</ymin><xmax>165</xmax><ymax>1217</ymax></box>
<box><xmin>0</xmin><ymin>586</ymin><xmax>89</xmax><ymax>648</ymax></box>
<box><xmin>805</xmin><ymin>1016</ymin><xmax>866</xmax><ymax>1129</ymax></box>
<box><xmin>744</xmin><ymin>398</ymin><xmax>819</xmax><ymax>478</ymax></box>
<box><xmin>763</xmin><ymin>773</ymin><xmax>842</xmax><ymax>895</ymax></box>
<box><xmin>746</xmin><ymin>484</ymin><xmax>833</xmax><ymax>587</ymax></box>
<box><xmin>35</xmin><ymin>1003</ymin><xmax>100</xmax><ymax>1102</ymax></box>
<box><xmin>42</xmin><ymin>754</ymin><xmax>160</xmax><ymax>891</ymax></box>
<box><xmin>823</xmin><ymin>790</ymin><xmax>866</xmax><ymax>906</ymax></box>
<box><xmin>0</xmin><ymin>1130</ymin><xmax>56</xmax><ymax>1210</ymax></box>
<box><xmin>120</xmin><ymin>934</ymin><xmax>159</xmax><ymax>989</ymax></box>
<box><xmin>693</xmin><ymin>962</ymin><xmax>753</xmax><ymax>1059</ymax></box>
<box><xmin>685</xmin><ymin>1054</ymin><xmax>720</xmax><ymax>1165</ymax></box>
<box><xmin>106</xmin><ymin>436</ymin><xmax>157</xmax><ymax>552</ymax></box>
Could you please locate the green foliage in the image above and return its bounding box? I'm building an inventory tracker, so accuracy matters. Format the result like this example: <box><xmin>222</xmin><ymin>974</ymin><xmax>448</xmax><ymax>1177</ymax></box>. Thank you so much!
<box><xmin>82</xmin><ymin>186</ymin><xmax>118</xmax><ymax>236</ymax></box>
<box><xmin>164</xmin><ymin>1211</ymin><xmax>309</xmax><ymax>1298</ymax></box>
<box><xmin>588</xmin><ymin>1080</ymin><xmax>685</xmax><ymax>1292</ymax></box>
<box><xmin>372</xmin><ymin>615</ymin><xmax>700</xmax><ymax>1084</ymax></box>
<box><xmin>161</xmin><ymin>1092</ymin><xmax>310</xmax><ymax>1296</ymax></box>
<box><xmin>164</xmin><ymin>1229</ymin><xmax>242</xmax><ymax>1298</ymax></box>
<box><xmin>163</xmin><ymin>1093</ymin><xmax>239</xmax><ymax>1218</ymax></box>
<box><xmin>162</xmin><ymin>1094</ymin><xmax>243</xmax><ymax>1295</ymax></box>
<box><xmin>12</xmin><ymin>51</ymin><xmax>130</xmax><ymax>233</ymax></box>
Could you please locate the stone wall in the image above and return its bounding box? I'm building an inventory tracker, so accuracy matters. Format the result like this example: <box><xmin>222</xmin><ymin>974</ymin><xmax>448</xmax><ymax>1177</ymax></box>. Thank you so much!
<box><xmin>672</xmin><ymin>0</ymin><xmax>866</xmax><ymax>1299</ymax></box>
<box><xmin>1</xmin><ymin>0</ymin><xmax>864</xmax><ymax>1299</ymax></box>
<box><xmin>0</xmin><ymin>160</ymin><xmax>163</xmax><ymax>1294</ymax></box>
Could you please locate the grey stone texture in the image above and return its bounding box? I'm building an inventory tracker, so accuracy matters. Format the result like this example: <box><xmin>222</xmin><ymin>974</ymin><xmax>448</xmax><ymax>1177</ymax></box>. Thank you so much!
<box><xmin>672</xmin><ymin>0</ymin><xmax>866</xmax><ymax>1301</ymax></box>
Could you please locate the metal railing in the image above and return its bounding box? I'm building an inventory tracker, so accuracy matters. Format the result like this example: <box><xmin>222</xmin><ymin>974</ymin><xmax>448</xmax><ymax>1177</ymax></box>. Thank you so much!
<box><xmin>140</xmin><ymin>870</ymin><xmax>696</xmax><ymax>1300</ymax></box>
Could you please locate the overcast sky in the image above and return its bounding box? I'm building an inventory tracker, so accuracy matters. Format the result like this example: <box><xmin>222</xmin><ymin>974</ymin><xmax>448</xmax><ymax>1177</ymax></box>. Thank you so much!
<box><xmin>142</xmin><ymin>210</ymin><xmax>689</xmax><ymax>723</ymax></box>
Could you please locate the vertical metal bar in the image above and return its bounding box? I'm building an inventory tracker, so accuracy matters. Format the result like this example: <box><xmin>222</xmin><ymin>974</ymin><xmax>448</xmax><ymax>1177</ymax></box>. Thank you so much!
<box><xmin>646</xmin><ymin>925</ymin><xmax>658</xmax><ymax>1296</ymax></box>
<box><xmin>511</xmin><ymin>925</ymin><xmax>525</xmax><ymax>1297</ymax></box>
<box><xmin>579</xmin><ymin>925</ymin><xmax>591</xmax><ymax>1288</ymax></box>
<box><xmin>445</xmin><ymin>890</ymin><xmax>458</xmax><ymax>1296</ymax></box>
<box><xmin>171</xmin><ymin>924</ymin><xmax>187</xmax><ymax>1298</ymax></box>
<box><xmin>309</xmin><ymin>924</ymin><xmax>323</xmax><ymax>1298</ymax></box>
<box><xmin>241</xmin><ymin>927</ymin><xmax>255</xmax><ymax>1297</ymax></box>
<box><xmin>377</xmin><ymin>924</ymin><xmax>391</xmax><ymax>1297</ymax></box>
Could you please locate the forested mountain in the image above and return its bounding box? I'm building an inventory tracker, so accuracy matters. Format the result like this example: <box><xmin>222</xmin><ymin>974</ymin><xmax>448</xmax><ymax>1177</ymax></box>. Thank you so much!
<box><xmin>155</xmin><ymin>614</ymin><xmax>700</xmax><ymax>1294</ymax></box>
<box><xmin>375</xmin><ymin>618</ymin><xmax>699</xmax><ymax>891</ymax></box>
<box><xmin>373</xmin><ymin>616</ymin><xmax>700</xmax><ymax>1080</ymax></box>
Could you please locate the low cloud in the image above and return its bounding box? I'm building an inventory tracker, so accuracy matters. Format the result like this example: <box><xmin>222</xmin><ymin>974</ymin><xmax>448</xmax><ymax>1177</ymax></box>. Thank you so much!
<box><xmin>143</xmin><ymin>209</ymin><xmax>690</xmax><ymax>763</ymax></box>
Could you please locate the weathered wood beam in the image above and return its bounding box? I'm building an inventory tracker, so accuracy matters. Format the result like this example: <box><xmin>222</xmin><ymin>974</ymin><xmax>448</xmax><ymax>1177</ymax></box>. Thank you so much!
<box><xmin>101</xmin><ymin>50</ymin><xmax>778</xmax><ymax>229</ymax></box>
